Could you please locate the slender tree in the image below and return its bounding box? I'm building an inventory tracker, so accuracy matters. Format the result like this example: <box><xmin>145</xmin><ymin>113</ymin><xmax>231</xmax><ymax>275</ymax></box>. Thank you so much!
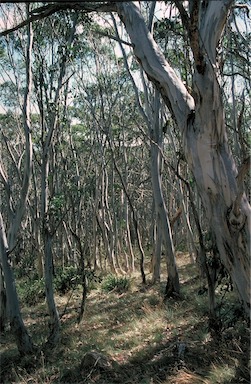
<box><xmin>0</xmin><ymin>4</ymin><xmax>36</xmax><ymax>353</ymax></box>
<box><xmin>10</xmin><ymin>0</ymin><xmax>247</xmax><ymax>314</ymax></box>
<box><xmin>114</xmin><ymin>0</ymin><xmax>250</xmax><ymax>315</ymax></box>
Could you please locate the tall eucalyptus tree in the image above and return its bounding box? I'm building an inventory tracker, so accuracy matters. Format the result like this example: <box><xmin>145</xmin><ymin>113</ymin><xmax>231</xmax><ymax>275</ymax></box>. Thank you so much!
<box><xmin>0</xmin><ymin>1</ymin><xmax>249</xmax><ymax>340</ymax></box>
<box><xmin>113</xmin><ymin>0</ymin><xmax>250</xmax><ymax>315</ymax></box>
<box><xmin>0</xmin><ymin>4</ymin><xmax>36</xmax><ymax>353</ymax></box>
<box><xmin>32</xmin><ymin>11</ymin><xmax>79</xmax><ymax>347</ymax></box>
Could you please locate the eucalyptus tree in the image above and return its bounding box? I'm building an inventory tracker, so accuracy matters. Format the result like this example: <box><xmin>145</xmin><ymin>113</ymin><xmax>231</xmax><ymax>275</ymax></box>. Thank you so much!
<box><xmin>32</xmin><ymin>10</ymin><xmax>80</xmax><ymax>346</ymax></box>
<box><xmin>111</xmin><ymin>1</ymin><xmax>250</xmax><ymax>316</ymax></box>
<box><xmin>0</xmin><ymin>4</ymin><xmax>249</xmax><ymax>352</ymax></box>
<box><xmin>0</xmin><ymin>4</ymin><xmax>36</xmax><ymax>353</ymax></box>
<box><xmin>71</xmin><ymin>26</ymin><xmax>151</xmax><ymax>277</ymax></box>
<box><xmin>223</xmin><ymin>7</ymin><xmax>250</xmax><ymax>162</ymax></box>
<box><xmin>112</xmin><ymin>7</ymin><xmax>181</xmax><ymax>293</ymax></box>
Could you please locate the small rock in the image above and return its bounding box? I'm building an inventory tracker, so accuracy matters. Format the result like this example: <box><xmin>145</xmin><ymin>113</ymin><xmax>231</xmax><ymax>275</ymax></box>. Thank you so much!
<box><xmin>81</xmin><ymin>351</ymin><xmax>116</xmax><ymax>371</ymax></box>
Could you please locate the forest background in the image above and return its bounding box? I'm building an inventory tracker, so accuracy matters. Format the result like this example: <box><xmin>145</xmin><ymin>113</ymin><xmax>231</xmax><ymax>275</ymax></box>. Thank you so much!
<box><xmin>0</xmin><ymin>1</ymin><xmax>250</xmax><ymax>383</ymax></box>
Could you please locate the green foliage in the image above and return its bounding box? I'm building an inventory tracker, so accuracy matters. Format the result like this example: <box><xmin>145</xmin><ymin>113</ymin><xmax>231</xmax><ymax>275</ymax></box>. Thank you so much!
<box><xmin>101</xmin><ymin>274</ymin><xmax>130</xmax><ymax>293</ymax></box>
<box><xmin>53</xmin><ymin>266</ymin><xmax>80</xmax><ymax>294</ymax></box>
<box><xmin>16</xmin><ymin>277</ymin><xmax>45</xmax><ymax>305</ymax></box>
<box><xmin>0</xmin><ymin>81</ymin><xmax>20</xmax><ymax>107</ymax></box>
<box><xmin>4</xmin><ymin>254</ymin><xmax>249</xmax><ymax>384</ymax></box>
<box><xmin>49</xmin><ymin>194</ymin><xmax>65</xmax><ymax>215</ymax></box>
<box><xmin>16</xmin><ymin>266</ymin><xmax>100</xmax><ymax>304</ymax></box>
<box><xmin>85</xmin><ymin>269</ymin><xmax>103</xmax><ymax>290</ymax></box>
<box><xmin>14</xmin><ymin>253</ymin><xmax>35</xmax><ymax>279</ymax></box>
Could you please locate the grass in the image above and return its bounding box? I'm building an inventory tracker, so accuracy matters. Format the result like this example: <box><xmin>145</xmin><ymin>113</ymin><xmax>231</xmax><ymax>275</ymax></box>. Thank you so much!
<box><xmin>0</xmin><ymin>253</ymin><xmax>250</xmax><ymax>384</ymax></box>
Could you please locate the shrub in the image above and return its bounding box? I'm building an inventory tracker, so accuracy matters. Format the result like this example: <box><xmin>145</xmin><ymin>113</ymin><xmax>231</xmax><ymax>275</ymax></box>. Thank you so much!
<box><xmin>85</xmin><ymin>269</ymin><xmax>103</xmax><ymax>290</ymax></box>
<box><xmin>14</xmin><ymin>254</ymin><xmax>35</xmax><ymax>279</ymax></box>
<box><xmin>17</xmin><ymin>277</ymin><xmax>45</xmax><ymax>305</ymax></box>
<box><xmin>53</xmin><ymin>266</ymin><xmax>80</xmax><ymax>294</ymax></box>
<box><xmin>101</xmin><ymin>275</ymin><xmax>130</xmax><ymax>293</ymax></box>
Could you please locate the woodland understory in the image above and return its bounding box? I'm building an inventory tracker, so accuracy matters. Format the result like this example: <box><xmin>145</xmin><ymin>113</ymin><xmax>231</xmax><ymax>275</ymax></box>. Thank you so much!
<box><xmin>1</xmin><ymin>253</ymin><xmax>250</xmax><ymax>384</ymax></box>
<box><xmin>0</xmin><ymin>1</ymin><xmax>250</xmax><ymax>382</ymax></box>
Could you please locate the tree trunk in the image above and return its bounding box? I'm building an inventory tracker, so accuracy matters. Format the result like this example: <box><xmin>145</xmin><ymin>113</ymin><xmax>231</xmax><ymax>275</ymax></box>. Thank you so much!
<box><xmin>108</xmin><ymin>138</ymin><xmax>146</xmax><ymax>284</ymax></box>
<box><xmin>0</xmin><ymin>4</ymin><xmax>35</xmax><ymax>341</ymax></box>
<box><xmin>184</xmin><ymin>0</ymin><xmax>250</xmax><ymax>315</ymax></box>
<box><xmin>0</xmin><ymin>213</ymin><xmax>35</xmax><ymax>355</ymax></box>
<box><xmin>151</xmin><ymin>217</ymin><xmax>162</xmax><ymax>283</ymax></box>
<box><xmin>43</xmin><ymin>227</ymin><xmax>60</xmax><ymax>347</ymax></box>
<box><xmin>150</xmin><ymin>91</ymin><xmax>180</xmax><ymax>296</ymax></box>
<box><xmin>116</xmin><ymin>1</ymin><xmax>250</xmax><ymax>316</ymax></box>
<box><xmin>39</xmin><ymin>16</ymin><xmax>78</xmax><ymax>345</ymax></box>
<box><xmin>185</xmin><ymin>63</ymin><xmax>250</xmax><ymax>314</ymax></box>
<box><xmin>0</xmin><ymin>267</ymin><xmax>7</xmax><ymax>332</ymax></box>
<box><xmin>124</xmin><ymin>194</ymin><xmax>135</xmax><ymax>272</ymax></box>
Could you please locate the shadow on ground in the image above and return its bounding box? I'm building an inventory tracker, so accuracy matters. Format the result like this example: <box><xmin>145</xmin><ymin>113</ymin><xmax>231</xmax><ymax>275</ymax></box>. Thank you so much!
<box><xmin>1</xmin><ymin>254</ymin><xmax>250</xmax><ymax>384</ymax></box>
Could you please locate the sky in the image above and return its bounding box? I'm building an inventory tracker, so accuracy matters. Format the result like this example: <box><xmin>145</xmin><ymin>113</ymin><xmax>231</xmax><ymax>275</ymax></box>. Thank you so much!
<box><xmin>0</xmin><ymin>1</ymin><xmax>250</xmax><ymax>114</ymax></box>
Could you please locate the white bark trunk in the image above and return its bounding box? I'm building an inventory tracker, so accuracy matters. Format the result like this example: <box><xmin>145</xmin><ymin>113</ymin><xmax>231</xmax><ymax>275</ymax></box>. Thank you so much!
<box><xmin>151</xmin><ymin>217</ymin><xmax>162</xmax><ymax>283</ymax></box>
<box><xmin>0</xmin><ymin>5</ymin><xmax>34</xmax><ymax>339</ymax></box>
<box><xmin>40</xmin><ymin>16</ymin><xmax>78</xmax><ymax>345</ymax></box>
<box><xmin>41</xmin><ymin>151</ymin><xmax>60</xmax><ymax>346</ymax></box>
<box><xmin>186</xmin><ymin>64</ymin><xmax>250</xmax><ymax>314</ymax></box>
<box><xmin>0</xmin><ymin>267</ymin><xmax>7</xmax><ymax>332</ymax></box>
<box><xmin>0</xmin><ymin>213</ymin><xmax>35</xmax><ymax>354</ymax></box>
<box><xmin>150</xmin><ymin>91</ymin><xmax>180</xmax><ymax>295</ymax></box>
<box><xmin>116</xmin><ymin>2</ymin><xmax>195</xmax><ymax>130</ymax></box>
<box><xmin>116</xmin><ymin>1</ymin><xmax>250</xmax><ymax>315</ymax></box>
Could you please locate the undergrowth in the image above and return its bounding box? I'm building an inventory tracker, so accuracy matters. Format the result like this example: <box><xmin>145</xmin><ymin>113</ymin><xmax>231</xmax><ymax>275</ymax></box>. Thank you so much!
<box><xmin>1</xmin><ymin>253</ymin><xmax>250</xmax><ymax>384</ymax></box>
<box><xmin>101</xmin><ymin>274</ymin><xmax>130</xmax><ymax>293</ymax></box>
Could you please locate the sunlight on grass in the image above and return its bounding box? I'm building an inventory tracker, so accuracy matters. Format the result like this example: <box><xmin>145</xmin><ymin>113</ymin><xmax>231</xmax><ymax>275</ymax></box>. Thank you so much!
<box><xmin>205</xmin><ymin>363</ymin><xmax>236</xmax><ymax>383</ymax></box>
<box><xmin>1</xmin><ymin>253</ymin><xmax>249</xmax><ymax>384</ymax></box>
<box><xmin>168</xmin><ymin>369</ymin><xmax>207</xmax><ymax>384</ymax></box>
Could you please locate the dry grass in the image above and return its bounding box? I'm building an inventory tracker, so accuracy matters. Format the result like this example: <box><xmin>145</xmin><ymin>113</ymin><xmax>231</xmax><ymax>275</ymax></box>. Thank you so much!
<box><xmin>0</xmin><ymin>253</ymin><xmax>250</xmax><ymax>384</ymax></box>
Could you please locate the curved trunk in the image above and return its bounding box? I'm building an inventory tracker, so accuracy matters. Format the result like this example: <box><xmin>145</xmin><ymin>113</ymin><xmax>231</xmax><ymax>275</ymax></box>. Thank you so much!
<box><xmin>41</xmin><ymin>150</ymin><xmax>60</xmax><ymax>347</ymax></box>
<box><xmin>109</xmin><ymin>141</ymin><xmax>146</xmax><ymax>283</ymax></box>
<box><xmin>184</xmin><ymin>65</ymin><xmax>250</xmax><ymax>314</ymax></box>
<box><xmin>116</xmin><ymin>1</ymin><xmax>250</xmax><ymax>315</ymax></box>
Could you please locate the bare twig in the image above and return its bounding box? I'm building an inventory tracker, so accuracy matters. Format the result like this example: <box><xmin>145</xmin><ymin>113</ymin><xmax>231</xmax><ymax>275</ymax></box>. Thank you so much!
<box><xmin>0</xmin><ymin>2</ymin><xmax>116</xmax><ymax>37</ymax></box>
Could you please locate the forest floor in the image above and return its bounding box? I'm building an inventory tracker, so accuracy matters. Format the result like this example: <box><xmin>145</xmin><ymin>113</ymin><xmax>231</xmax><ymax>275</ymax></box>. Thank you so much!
<box><xmin>0</xmin><ymin>253</ymin><xmax>250</xmax><ymax>384</ymax></box>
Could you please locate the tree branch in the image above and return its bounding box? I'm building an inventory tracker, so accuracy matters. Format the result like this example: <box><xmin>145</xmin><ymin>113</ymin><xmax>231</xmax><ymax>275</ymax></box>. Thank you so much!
<box><xmin>200</xmin><ymin>0</ymin><xmax>234</xmax><ymax>63</ymax></box>
<box><xmin>174</xmin><ymin>0</ymin><xmax>206</xmax><ymax>74</ymax></box>
<box><xmin>172</xmin><ymin>0</ymin><xmax>190</xmax><ymax>31</ymax></box>
<box><xmin>232</xmin><ymin>4</ymin><xmax>250</xmax><ymax>18</ymax></box>
<box><xmin>115</xmin><ymin>2</ymin><xmax>194</xmax><ymax>132</ymax></box>
<box><xmin>236</xmin><ymin>156</ymin><xmax>250</xmax><ymax>190</ymax></box>
<box><xmin>91</xmin><ymin>28</ymin><xmax>133</xmax><ymax>47</ymax></box>
<box><xmin>229</xmin><ymin>156</ymin><xmax>250</xmax><ymax>229</ymax></box>
<box><xmin>0</xmin><ymin>2</ymin><xmax>116</xmax><ymax>37</ymax></box>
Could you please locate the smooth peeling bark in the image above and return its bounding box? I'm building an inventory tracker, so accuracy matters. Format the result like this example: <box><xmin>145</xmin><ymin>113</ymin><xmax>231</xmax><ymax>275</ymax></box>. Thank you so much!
<box><xmin>185</xmin><ymin>65</ymin><xmax>251</xmax><ymax>314</ymax></box>
<box><xmin>200</xmin><ymin>0</ymin><xmax>234</xmax><ymax>64</ymax></box>
<box><xmin>116</xmin><ymin>1</ymin><xmax>250</xmax><ymax>315</ymax></box>
<box><xmin>116</xmin><ymin>2</ymin><xmax>195</xmax><ymax>130</ymax></box>
<box><xmin>185</xmin><ymin>0</ymin><xmax>250</xmax><ymax>314</ymax></box>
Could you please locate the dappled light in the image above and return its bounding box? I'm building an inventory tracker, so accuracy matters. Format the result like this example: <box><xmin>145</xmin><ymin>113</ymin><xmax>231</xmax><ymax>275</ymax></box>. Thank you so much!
<box><xmin>1</xmin><ymin>254</ymin><xmax>249</xmax><ymax>383</ymax></box>
<box><xmin>0</xmin><ymin>1</ymin><xmax>250</xmax><ymax>383</ymax></box>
